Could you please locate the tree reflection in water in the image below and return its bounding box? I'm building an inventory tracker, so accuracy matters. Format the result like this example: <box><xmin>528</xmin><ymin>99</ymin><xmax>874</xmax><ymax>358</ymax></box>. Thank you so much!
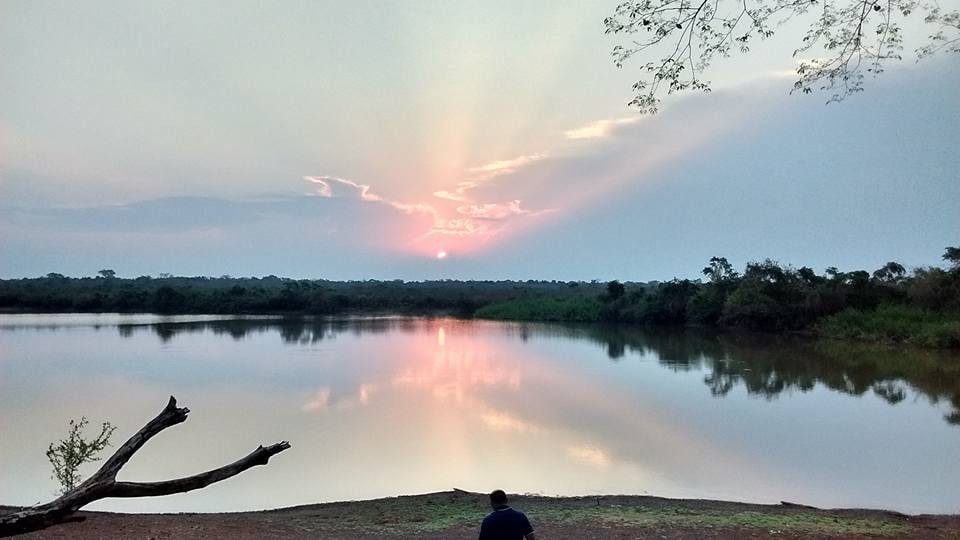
<box><xmin>117</xmin><ymin>317</ymin><xmax>960</xmax><ymax>426</ymax></box>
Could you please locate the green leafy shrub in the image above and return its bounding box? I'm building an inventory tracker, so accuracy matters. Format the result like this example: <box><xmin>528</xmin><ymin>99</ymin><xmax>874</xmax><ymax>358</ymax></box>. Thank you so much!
<box><xmin>46</xmin><ymin>417</ymin><xmax>116</xmax><ymax>494</ymax></box>
<box><xmin>720</xmin><ymin>288</ymin><xmax>781</xmax><ymax>329</ymax></box>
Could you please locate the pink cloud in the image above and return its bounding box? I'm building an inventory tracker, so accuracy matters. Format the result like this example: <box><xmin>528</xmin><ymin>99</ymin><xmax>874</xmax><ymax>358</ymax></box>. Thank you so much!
<box><xmin>456</xmin><ymin>200</ymin><xmax>530</xmax><ymax>220</ymax></box>
<box><xmin>432</xmin><ymin>186</ymin><xmax>473</xmax><ymax>202</ymax></box>
<box><xmin>430</xmin><ymin>218</ymin><xmax>490</xmax><ymax>237</ymax></box>
<box><xmin>305</xmin><ymin>165</ymin><xmax>549</xmax><ymax>255</ymax></box>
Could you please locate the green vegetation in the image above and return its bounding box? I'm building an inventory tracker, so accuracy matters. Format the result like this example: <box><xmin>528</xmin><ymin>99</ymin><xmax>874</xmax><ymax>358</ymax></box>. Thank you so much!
<box><xmin>2</xmin><ymin>246</ymin><xmax>958</xmax><ymax>347</ymax></box>
<box><xmin>473</xmin><ymin>296</ymin><xmax>603</xmax><ymax>322</ymax></box>
<box><xmin>818</xmin><ymin>305</ymin><xmax>960</xmax><ymax>348</ymax></box>
<box><xmin>46</xmin><ymin>417</ymin><xmax>115</xmax><ymax>495</ymax></box>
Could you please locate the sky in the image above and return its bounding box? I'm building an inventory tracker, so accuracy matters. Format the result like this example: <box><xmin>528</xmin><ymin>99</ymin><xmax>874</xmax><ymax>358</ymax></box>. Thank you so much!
<box><xmin>1</xmin><ymin>0</ymin><xmax>958</xmax><ymax>280</ymax></box>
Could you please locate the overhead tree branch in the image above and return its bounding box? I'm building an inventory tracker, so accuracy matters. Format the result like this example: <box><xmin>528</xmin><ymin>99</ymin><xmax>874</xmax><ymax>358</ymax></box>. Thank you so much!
<box><xmin>605</xmin><ymin>0</ymin><xmax>960</xmax><ymax>112</ymax></box>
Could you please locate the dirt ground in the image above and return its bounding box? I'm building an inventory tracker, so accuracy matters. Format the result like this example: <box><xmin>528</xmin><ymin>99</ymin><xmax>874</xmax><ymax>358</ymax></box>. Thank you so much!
<box><xmin>4</xmin><ymin>490</ymin><xmax>960</xmax><ymax>539</ymax></box>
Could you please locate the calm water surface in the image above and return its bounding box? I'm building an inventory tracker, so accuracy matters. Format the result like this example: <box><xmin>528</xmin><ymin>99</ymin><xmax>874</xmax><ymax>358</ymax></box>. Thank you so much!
<box><xmin>1</xmin><ymin>314</ymin><xmax>958</xmax><ymax>514</ymax></box>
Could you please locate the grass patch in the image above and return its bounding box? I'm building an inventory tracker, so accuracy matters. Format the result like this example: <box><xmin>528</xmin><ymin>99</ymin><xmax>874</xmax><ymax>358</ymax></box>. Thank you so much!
<box><xmin>515</xmin><ymin>500</ymin><xmax>909</xmax><ymax>536</ymax></box>
<box><xmin>817</xmin><ymin>305</ymin><xmax>960</xmax><ymax>347</ymax></box>
<box><xmin>579</xmin><ymin>507</ymin><xmax>907</xmax><ymax>535</ymax></box>
<box><xmin>474</xmin><ymin>297</ymin><xmax>603</xmax><ymax>322</ymax></box>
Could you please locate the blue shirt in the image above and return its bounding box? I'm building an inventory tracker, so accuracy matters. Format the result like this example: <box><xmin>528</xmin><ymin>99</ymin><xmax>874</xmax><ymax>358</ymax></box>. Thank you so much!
<box><xmin>479</xmin><ymin>505</ymin><xmax>534</xmax><ymax>540</ymax></box>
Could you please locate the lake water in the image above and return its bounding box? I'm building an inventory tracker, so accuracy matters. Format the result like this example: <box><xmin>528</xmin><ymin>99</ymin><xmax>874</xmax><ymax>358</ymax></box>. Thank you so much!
<box><xmin>1</xmin><ymin>314</ymin><xmax>958</xmax><ymax>514</ymax></box>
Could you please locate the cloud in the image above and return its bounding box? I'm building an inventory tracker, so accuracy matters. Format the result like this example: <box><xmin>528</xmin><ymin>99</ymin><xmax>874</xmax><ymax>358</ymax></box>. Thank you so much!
<box><xmin>304</xmin><ymin>175</ymin><xmax>382</xmax><ymax>201</ymax></box>
<box><xmin>567</xmin><ymin>444</ymin><xmax>611</xmax><ymax>468</ymax></box>
<box><xmin>429</xmin><ymin>218</ymin><xmax>489</xmax><ymax>237</ymax></box>
<box><xmin>455</xmin><ymin>200</ymin><xmax>530</xmax><ymax>220</ymax></box>
<box><xmin>304</xmin><ymin>175</ymin><xmax>438</xmax><ymax>219</ymax></box>
<box><xmin>305</xmin><ymin>155</ymin><xmax>551</xmax><ymax>251</ymax></box>
<box><xmin>564</xmin><ymin>116</ymin><xmax>640</xmax><ymax>140</ymax></box>
<box><xmin>432</xmin><ymin>185</ymin><xmax>474</xmax><ymax>202</ymax></box>
<box><xmin>432</xmin><ymin>152</ymin><xmax>549</xmax><ymax>203</ymax></box>
<box><xmin>424</xmin><ymin>200</ymin><xmax>550</xmax><ymax>242</ymax></box>
<box><xmin>468</xmin><ymin>152</ymin><xmax>549</xmax><ymax>178</ymax></box>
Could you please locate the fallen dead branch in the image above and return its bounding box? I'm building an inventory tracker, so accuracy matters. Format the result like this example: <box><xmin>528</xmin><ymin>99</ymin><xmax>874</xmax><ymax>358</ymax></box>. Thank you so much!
<box><xmin>0</xmin><ymin>396</ymin><xmax>289</xmax><ymax>537</ymax></box>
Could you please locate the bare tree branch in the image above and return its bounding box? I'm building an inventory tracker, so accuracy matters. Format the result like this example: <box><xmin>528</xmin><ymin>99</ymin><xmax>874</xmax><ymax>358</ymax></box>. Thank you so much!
<box><xmin>0</xmin><ymin>396</ymin><xmax>290</xmax><ymax>537</ymax></box>
<box><xmin>109</xmin><ymin>443</ymin><xmax>291</xmax><ymax>498</ymax></box>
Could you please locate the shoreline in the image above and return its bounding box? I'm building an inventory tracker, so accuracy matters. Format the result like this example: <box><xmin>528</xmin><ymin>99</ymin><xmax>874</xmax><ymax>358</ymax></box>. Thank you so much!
<box><xmin>4</xmin><ymin>490</ymin><xmax>959</xmax><ymax>539</ymax></box>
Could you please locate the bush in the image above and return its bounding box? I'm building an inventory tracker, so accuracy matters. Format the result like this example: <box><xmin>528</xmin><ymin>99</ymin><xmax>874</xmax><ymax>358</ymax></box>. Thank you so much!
<box><xmin>47</xmin><ymin>417</ymin><xmax>116</xmax><ymax>494</ymax></box>
<box><xmin>720</xmin><ymin>288</ymin><xmax>781</xmax><ymax>329</ymax></box>
<box><xmin>914</xmin><ymin>321</ymin><xmax>960</xmax><ymax>348</ymax></box>
<box><xmin>687</xmin><ymin>288</ymin><xmax>726</xmax><ymax>325</ymax></box>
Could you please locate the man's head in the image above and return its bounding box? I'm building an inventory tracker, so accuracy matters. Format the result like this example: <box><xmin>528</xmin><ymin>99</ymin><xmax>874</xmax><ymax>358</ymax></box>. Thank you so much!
<box><xmin>489</xmin><ymin>489</ymin><xmax>508</xmax><ymax>508</ymax></box>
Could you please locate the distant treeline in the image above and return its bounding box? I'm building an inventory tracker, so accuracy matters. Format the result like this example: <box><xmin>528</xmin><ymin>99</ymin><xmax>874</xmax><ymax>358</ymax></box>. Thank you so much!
<box><xmin>2</xmin><ymin>246</ymin><xmax>958</xmax><ymax>347</ymax></box>
<box><xmin>0</xmin><ymin>272</ymin><xmax>607</xmax><ymax>317</ymax></box>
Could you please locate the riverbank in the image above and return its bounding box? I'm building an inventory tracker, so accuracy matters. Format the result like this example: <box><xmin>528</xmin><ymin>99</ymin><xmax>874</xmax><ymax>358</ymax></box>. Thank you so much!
<box><xmin>475</xmin><ymin>299</ymin><xmax>960</xmax><ymax>348</ymax></box>
<box><xmin>4</xmin><ymin>490</ymin><xmax>959</xmax><ymax>539</ymax></box>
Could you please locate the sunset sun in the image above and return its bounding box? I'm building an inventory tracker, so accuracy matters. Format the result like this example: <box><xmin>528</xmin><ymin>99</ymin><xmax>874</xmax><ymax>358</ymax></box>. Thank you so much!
<box><xmin>436</xmin><ymin>251</ymin><xmax>448</xmax><ymax>259</ymax></box>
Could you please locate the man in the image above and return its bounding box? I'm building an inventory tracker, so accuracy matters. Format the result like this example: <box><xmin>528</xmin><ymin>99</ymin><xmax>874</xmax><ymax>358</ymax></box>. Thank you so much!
<box><xmin>478</xmin><ymin>489</ymin><xmax>536</xmax><ymax>540</ymax></box>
